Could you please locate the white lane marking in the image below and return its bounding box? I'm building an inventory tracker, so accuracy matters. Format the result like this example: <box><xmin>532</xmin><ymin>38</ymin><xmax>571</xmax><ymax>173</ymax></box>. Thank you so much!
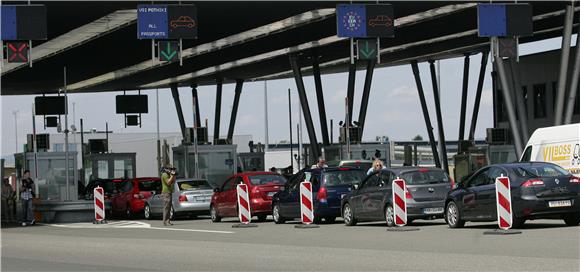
<box><xmin>46</xmin><ymin>221</ymin><xmax>234</xmax><ymax>234</ymax></box>
<box><xmin>148</xmin><ymin>227</ymin><xmax>234</xmax><ymax>234</ymax></box>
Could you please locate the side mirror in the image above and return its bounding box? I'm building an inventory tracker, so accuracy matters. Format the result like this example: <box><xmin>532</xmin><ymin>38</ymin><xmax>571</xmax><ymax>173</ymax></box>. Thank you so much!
<box><xmin>213</xmin><ymin>188</ymin><xmax>221</xmax><ymax>193</ymax></box>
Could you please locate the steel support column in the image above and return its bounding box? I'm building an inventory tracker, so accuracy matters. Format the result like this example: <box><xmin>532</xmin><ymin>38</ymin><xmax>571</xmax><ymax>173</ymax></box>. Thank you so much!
<box><xmin>458</xmin><ymin>54</ymin><xmax>470</xmax><ymax>141</ymax></box>
<box><xmin>227</xmin><ymin>79</ymin><xmax>244</xmax><ymax>143</ymax></box>
<box><xmin>494</xmin><ymin>46</ymin><xmax>524</xmax><ymax>157</ymax></box>
<box><xmin>429</xmin><ymin>60</ymin><xmax>448</xmax><ymax>173</ymax></box>
<box><xmin>312</xmin><ymin>54</ymin><xmax>330</xmax><ymax>146</ymax></box>
<box><xmin>191</xmin><ymin>84</ymin><xmax>201</xmax><ymax>128</ymax></box>
<box><xmin>357</xmin><ymin>60</ymin><xmax>376</xmax><ymax>141</ymax></box>
<box><xmin>554</xmin><ymin>4</ymin><xmax>575</xmax><ymax>125</ymax></box>
<box><xmin>170</xmin><ymin>83</ymin><xmax>187</xmax><ymax>141</ymax></box>
<box><xmin>565</xmin><ymin>20</ymin><xmax>580</xmax><ymax>124</ymax></box>
<box><xmin>508</xmin><ymin>58</ymin><xmax>529</xmax><ymax>143</ymax></box>
<box><xmin>346</xmin><ymin>63</ymin><xmax>356</xmax><ymax>123</ymax></box>
<box><xmin>411</xmin><ymin>60</ymin><xmax>441</xmax><ymax>168</ymax></box>
<box><xmin>214</xmin><ymin>79</ymin><xmax>223</xmax><ymax>142</ymax></box>
<box><xmin>289</xmin><ymin>54</ymin><xmax>320</xmax><ymax>159</ymax></box>
<box><xmin>468</xmin><ymin>51</ymin><xmax>489</xmax><ymax>142</ymax></box>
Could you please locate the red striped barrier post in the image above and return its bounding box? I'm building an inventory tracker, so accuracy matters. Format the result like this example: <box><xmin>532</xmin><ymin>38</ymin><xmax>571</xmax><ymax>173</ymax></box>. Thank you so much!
<box><xmin>295</xmin><ymin>180</ymin><xmax>319</xmax><ymax>228</ymax></box>
<box><xmin>387</xmin><ymin>178</ymin><xmax>419</xmax><ymax>231</ymax></box>
<box><xmin>93</xmin><ymin>186</ymin><xmax>107</xmax><ymax>224</ymax></box>
<box><xmin>484</xmin><ymin>176</ymin><xmax>521</xmax><ymax>235</ymax></box>
<box><xmin>232</xmin><ymin>183</ymin><xmax>257</xmax><ymax>228</ymax></box>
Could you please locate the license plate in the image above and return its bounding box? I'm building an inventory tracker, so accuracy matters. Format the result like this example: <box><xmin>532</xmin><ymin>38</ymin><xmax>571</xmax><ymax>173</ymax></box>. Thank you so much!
<box><xmin>423</xmin><ymin>207</ymin><xmax>443</xmax><ymax>214</ymax></box>
<box><xmin>195</xmin><ymin>197</ymin><xmax>210</xmax><ymax>202</ymax></box>
<box><xmin>267</xmin><ymin>192</ymin><xmax>276</xmax><ymax>197</ymax></box>
<box><xmin>548</xmin><ymin>200</ymin><xmax>572</xmax><ymax>208</ymax></box>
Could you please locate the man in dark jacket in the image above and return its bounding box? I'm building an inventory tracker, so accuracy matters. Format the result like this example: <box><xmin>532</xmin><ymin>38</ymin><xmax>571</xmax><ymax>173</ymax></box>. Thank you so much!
<box><xmin>20</xmin><ymin>170</ymin><xmax>35</xmax><ymax>226</ymax></box>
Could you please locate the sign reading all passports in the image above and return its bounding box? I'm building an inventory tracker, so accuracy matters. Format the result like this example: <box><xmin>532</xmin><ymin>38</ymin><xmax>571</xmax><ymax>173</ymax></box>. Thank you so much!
<box><xmin>336</xmin><ymin>4</ymin><xmax>394</xmax><ymax>38</ymax></box>
<box><xmin>137</xmin><ymin>4</ymin><xmax>197</xmax><ymax>39</ymax></box>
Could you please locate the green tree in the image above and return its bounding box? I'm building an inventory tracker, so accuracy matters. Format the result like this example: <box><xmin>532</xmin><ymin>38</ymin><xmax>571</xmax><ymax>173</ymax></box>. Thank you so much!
<box><xmin>412</xmin><ymin>135</ymin><xmax>423</xmax><ymax>141</ymax></box>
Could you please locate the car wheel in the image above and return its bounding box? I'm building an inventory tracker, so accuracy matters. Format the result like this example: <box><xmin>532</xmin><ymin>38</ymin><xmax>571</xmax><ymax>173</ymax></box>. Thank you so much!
<box><xmin>343</xmin><ymin>203</ymin><xmax>357</xmax><ymax>226</ymax></box>
<box><xmin>385</xmin><ymin>205</ymin><xmax>395</xmax><ymax>227</ymax></box>
<box><xmin>257</xmin><ymin>214</ymin><xmax>268</xmax><ymax>222</ymax></box>
<box><xmin>446</xmin><ymin>201</ymin><xmax>465</xmax><ymax>228</ymax></box>
<box><xmin>210</xmin><ymin>205</ymin><xmax>221</xmax><ymax>223</ymax></box>
<box><xmin>313</xmin><ymin>216</ymin><xmax>323</xmax><ymax>224</ymax></box>
<box><xmin>512</xmin><ymin>217</ymin><xmax>526</xmax><ymax>229</ymax></box>
<box><xmin>324</xmin><ymin>217</ymin><xmax>336</xmax><ymax>224</ymax></box>
<box><xmin>272</xmin><ymin>203</ymin><xmax>285</xmax><ymax>224</ymax></box>
<box><xmin>563</xmin><ymin>213</ymin><xmax>580</xmax><ymax>226</ymax></box>
<box><xmin>126</xmin><ymin>205</ymin><xmax>133</xmax><ymax>219</ymax></box>
<box><xmin>144</xmin><ymin>204</ymin><xmax>152</xmax><ymax>220</ymax></box>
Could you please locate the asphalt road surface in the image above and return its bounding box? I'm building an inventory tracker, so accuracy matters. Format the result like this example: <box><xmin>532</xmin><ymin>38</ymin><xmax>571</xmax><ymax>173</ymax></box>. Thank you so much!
<box><xmin>2</xmin><ymin>217</ymin><xmax>579</xmax><ymax>271</ymax></box>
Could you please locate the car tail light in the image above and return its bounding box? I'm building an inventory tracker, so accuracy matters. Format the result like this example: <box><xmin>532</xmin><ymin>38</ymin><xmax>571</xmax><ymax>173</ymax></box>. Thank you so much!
<box><xmin>522</xmin><ymin>179</ymin><xmax>545</xmax><ymax>187</ymax></box>
<box><xmin>570</xmin><ymin>177</ymin><xmax>580</xmax><ymax>183</ymax></box>
<box><xmin>179</xmin><ymin>195</ymin><xmax>187</xmax><ymax>202</ymax></box>
<box><xmin>317</xmin><ymin>187</ymin><xmax>327</xmax><ymax>204</ymax></box>
<box><xmin>405</xmin><ymin>188</ymin><xmax>413</xmax><ymax>199</ymax></box>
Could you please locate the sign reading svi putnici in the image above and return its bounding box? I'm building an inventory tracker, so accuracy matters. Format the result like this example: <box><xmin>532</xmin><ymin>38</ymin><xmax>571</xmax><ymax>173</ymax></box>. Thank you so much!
<box><xmin>137</xmin><ymin>4</ymin><xmax>197</xmax><ymax>39</ymax></box>
<box><xmin>336</xmin><ymin>4</ymin><xmax>394</xmax><ymax>38</ymax></box>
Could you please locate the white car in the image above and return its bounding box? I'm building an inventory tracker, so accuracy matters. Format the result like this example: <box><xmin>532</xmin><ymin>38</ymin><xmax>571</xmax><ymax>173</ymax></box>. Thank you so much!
<box><xmin>144</xmin><ymin>179</ymin><xmax>213</xmax><ymax>220</ymax></box>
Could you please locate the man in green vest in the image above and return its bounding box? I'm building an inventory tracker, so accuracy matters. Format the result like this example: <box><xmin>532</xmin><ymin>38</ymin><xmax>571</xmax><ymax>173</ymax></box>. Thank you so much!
<box><xmin>161</xmin><ymin>165</ymin><xmax>177</xmax><ymax>226</ymax></box>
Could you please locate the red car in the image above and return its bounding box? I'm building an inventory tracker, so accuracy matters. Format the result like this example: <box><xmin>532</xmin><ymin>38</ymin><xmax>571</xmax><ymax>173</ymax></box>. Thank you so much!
<box><xmin>210</xmin><ymin>172</ymin><xmax>286</xmax><ymax>222</ymax></box>
<box><xmin>111</xmin><ymin>177</ymin><xmax>161</xmax><ymax>218</ymax></box>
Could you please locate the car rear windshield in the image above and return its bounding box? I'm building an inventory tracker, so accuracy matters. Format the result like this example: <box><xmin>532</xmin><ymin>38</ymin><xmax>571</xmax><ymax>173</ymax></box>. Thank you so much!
<box><xmin>178</xmin><ymin>180</ymin><xmax>212</xmax><ymax>191</ymax></box>
<box><xmin>401</xmin><ymin>170</ymin><xmax>450</xmax><ymax>185</ymax></box>
<box><xmin>248</xmin><ymin>175</ymin><xmax>287</xmax><ymax>185</ymax></box>
<box><xmin>340</xmin><ymin>162</ymin><xmax>373</xmax><ymax>170</ymax></box>
<box><xmin>323</xmin><ymin>170</ymin><xmax>366</xmax><ymax>187</ymax></box>
<box><xmin>138</xmin><ymin>180</ymin><xmax>161</xmax><ymax>191</ymax></box>
<box><xmin>513</xmin><ymin>164</ymin><xmax>569</xmax><ymax>178</ymax></box>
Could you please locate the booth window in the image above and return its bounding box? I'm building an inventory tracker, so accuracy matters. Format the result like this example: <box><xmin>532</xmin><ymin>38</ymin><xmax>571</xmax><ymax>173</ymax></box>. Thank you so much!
<box><xmin>533</xmin><ymin>83</ymin><xmax>546</xmax><ymax>119</ymax></box>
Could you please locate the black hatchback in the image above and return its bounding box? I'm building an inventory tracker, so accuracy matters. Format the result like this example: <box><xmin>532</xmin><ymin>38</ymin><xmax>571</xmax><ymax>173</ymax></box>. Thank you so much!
<box><xmin>341</xmin><ymin>167</ymin><xmax>452</xmax><ymax>226</ymax></box>
<box><xmin>445</xmin><ymin>162</ymin><xmax>580</xmax><ymax>228</ymax></box>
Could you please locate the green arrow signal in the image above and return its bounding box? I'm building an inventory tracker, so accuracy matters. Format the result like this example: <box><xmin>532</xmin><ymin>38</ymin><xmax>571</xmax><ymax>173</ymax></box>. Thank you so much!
<box><xmin>160</xmin><ymin>42</ymin><xmax>178</xmax><ymax>61</ymax></box>
<box><xmin>360</xmin><ymin>40</ymin><xmax>376</xmax><ymax>59</ymax></box>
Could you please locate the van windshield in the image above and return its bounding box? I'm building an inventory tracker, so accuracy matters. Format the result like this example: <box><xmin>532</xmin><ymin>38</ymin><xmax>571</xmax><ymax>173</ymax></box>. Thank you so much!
<box><xmin>520</xmin><ymin>146</ymin><xmax>532</xmax><ymax>162</ymax></box>
<box><xmin>401</xmin><ymin>170</ymin><xmax>449</xmax><ymax>185</ymax></box>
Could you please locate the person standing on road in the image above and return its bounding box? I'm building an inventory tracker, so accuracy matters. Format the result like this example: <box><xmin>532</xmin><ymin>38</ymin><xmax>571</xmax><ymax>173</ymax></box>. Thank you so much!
<box><xmin>367</xmin><ymin>159</ymin><xmax>386</xmax><ymax>175</ymax></box>
<box><xmin>20</xmin><ymin>170</ymin><xmax>35</xmax><ymax>226</ymax></box>
<box><xmin>161</xmin><ymin>165</ymin><xmax>177</xmax><ymax>226</ymax></box>
<box><xmin>2</xmin><ymin>177</ymin><xmax>16</xmax><ymax>222</ymax></box>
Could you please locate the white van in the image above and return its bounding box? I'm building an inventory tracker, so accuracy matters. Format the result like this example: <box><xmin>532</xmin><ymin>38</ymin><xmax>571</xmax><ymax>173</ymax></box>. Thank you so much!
<box><xmin>520</xmin><ymin>124</ymin><xmax>580</xmax><ymax>176</ymax></box>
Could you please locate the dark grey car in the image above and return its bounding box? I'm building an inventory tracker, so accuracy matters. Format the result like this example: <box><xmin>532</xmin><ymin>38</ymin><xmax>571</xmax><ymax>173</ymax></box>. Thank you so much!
<box><xmin>341</xmin><ymin>167</ymin><xmax>452</xmax><ymax>226</ymax></box>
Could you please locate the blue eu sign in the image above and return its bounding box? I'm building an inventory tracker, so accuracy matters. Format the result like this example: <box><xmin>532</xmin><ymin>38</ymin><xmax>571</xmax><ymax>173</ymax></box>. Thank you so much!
<box><xmin>337</xmin><ymin>5</ymin><xmax>366</xmax><ymax>38</ymax></box>
<box><xmin>137</xmin><ymin>5</ymin><xmax>169</xmax><ymax>39</ymax></box>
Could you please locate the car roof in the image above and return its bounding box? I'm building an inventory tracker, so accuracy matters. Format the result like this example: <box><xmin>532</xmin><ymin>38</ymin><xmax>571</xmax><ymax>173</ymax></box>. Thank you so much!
<box><xmin>237</xmin><ymin>171</ymin><xmax>279</xmax><ymax>177</ymax></box>
<box><xmin>488</xmin><ymin>161</ymin><xmax>559</xmax><ymax>169</ymax></box>
<box><xmin>133</xmin><ymin>177</ymin><xmax>160</xmax><ymax>181</ymax></box>
<box><xmin>307</xmin><ymin>167</ymin><xmax>364</xmax><ymax>173</ymax></box>
<box><xmin>175</xmin><ymin>178</ymin><xmax>208</xmax><ymax>182</ymax></box>
<box><xmin>382</xmin><ymin>166</ymin><xmax>445</xmax><ymax>175</ymax></box>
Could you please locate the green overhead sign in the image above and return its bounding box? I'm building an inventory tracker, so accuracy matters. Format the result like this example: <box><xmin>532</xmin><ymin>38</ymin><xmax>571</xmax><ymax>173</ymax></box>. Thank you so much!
<box><xmin>158</xmin><ymin>41</ymin><xmax>179</xmax><ymax>62</ymax></box>
<box><xmin>357</xmin><ymin>39</ymin><xmax>377</xmax><ymax>60</ymax></box>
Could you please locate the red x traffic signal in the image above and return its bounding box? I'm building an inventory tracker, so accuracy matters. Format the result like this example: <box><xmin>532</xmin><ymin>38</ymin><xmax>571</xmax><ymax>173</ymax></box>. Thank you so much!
<box><xmin>6</xmin><ymin>42</ymin><xmax>29</xmax><ymax>63</ymax></box>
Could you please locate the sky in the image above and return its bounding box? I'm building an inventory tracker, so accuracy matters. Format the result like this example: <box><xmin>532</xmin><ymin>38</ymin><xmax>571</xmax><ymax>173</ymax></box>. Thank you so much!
<box><xmin>0</xmin><ymin>35</ymin><xmax>574</xmax><ymax>158</ymax></box>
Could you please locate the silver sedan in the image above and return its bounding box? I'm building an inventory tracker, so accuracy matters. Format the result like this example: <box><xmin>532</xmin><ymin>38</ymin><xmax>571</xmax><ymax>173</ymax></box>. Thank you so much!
<box><xmin>144</xmin><ymin>179</ymin><xmax>213</xmax><ymax>220</ymax></box>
